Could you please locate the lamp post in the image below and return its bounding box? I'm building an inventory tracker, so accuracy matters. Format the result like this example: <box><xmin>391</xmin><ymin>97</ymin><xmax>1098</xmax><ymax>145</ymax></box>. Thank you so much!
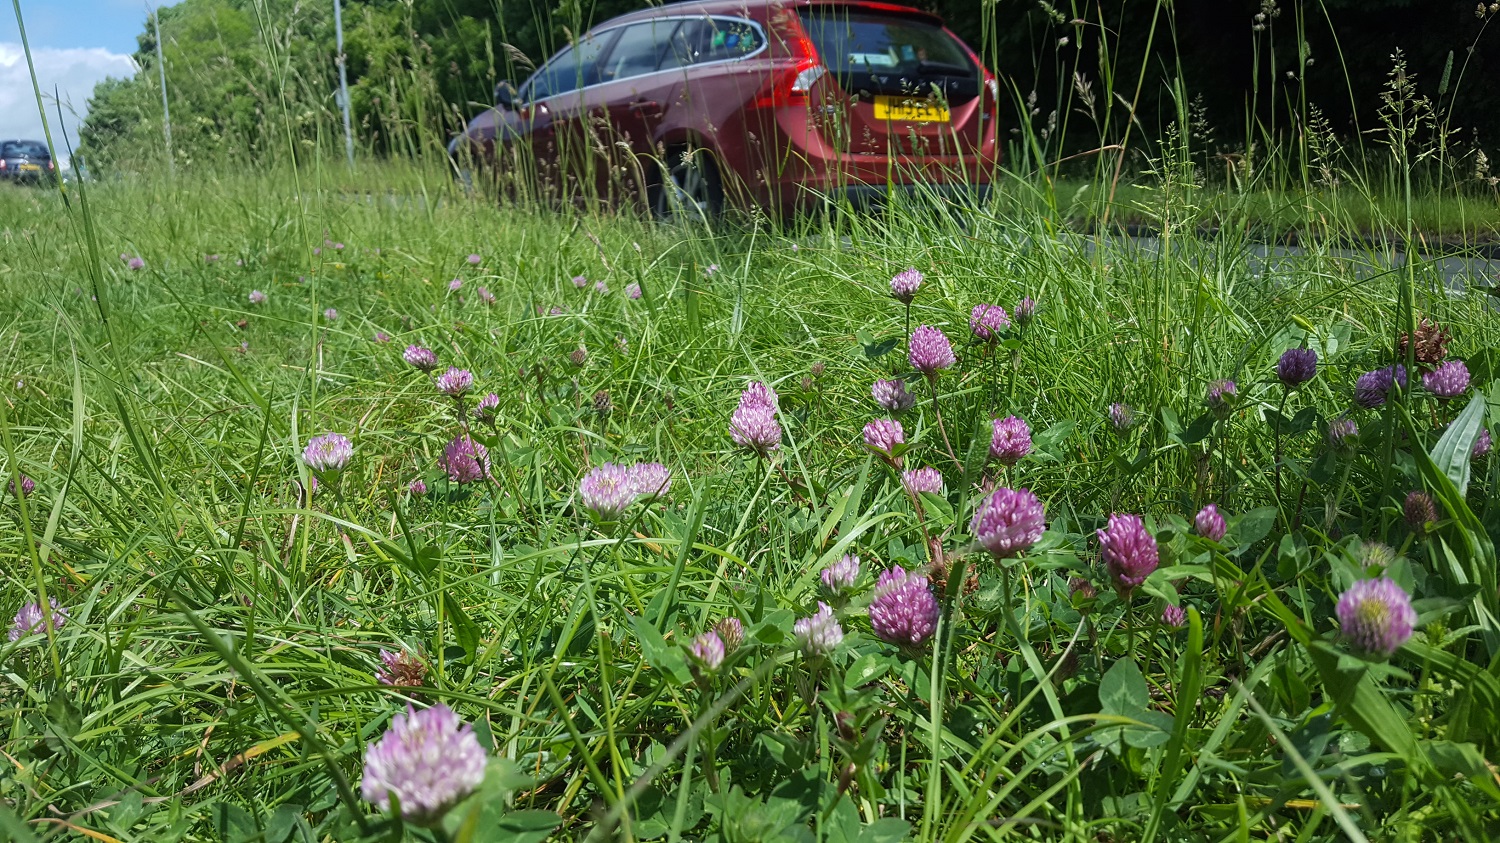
<box><xmin>152</xmin><ymin>3</ymin><xmax>173</xmax><ymax>174</ymax></box>
<box><xmin>333</xmin><ymin>0</ymin><xmax>355</xmax><ymax>169</ymax></box>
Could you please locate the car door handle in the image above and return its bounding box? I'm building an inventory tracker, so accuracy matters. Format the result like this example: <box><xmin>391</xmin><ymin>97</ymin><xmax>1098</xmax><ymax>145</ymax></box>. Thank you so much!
<box><xmin>628</xmin><ymin>100</ymin><xmax>662</xmax><ymax>116</ymax></box>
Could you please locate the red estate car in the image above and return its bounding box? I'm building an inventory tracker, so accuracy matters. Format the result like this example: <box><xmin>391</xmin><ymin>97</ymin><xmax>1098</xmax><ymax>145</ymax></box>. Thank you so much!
<box><xmin>450</xmin><ymin>0</ymin><xmax>1000</xmax><ymax>220</ymax></box>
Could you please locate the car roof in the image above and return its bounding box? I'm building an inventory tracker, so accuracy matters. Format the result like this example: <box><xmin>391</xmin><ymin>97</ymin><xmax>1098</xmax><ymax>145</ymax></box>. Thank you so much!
<box><xmin>599</xmin><ymin>0</ymin><xmax>942</xmax><ymax>28</ymax></box>
<box><xmin>1</xmin><ymin>140</ymin><xmax>50</xmax><ymax>153</ymax></box>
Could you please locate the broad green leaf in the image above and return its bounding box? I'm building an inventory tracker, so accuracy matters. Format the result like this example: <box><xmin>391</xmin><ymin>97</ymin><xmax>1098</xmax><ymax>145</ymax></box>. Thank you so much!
<box><xmin>1430</xmin><ymin>392</ymin><xmax>1486</xmax><ymax>495</ymax></box>
<box><xmin>1405</xmin><ymin>405</ymin><xmax>1500</xmax><ymax>656</ymax></box>
<box><xmin>626</xmin><ymin>613</ymin><xmax>693</xmax><ymax>685</ymax></box>
<box><xmin>1305</xmin><ymin>640</ymin><xmax>1420</xmax><ymax>764</ymax></box>
<box><xmin>264</xmin><ymin>804</ymin><xmax>302</xmax><ymax>843</ymax></box>
<box><xmin>1230</xmin><ymin>507</ymin><xmax>1276</xmax><ymax>548</ymax></box>
<box><xmin>1100</xmin><ymin>657</ymin><xmax>1149</xmax><ymax>716</ymax></box>
<box><xmin>844</xmin><ymin>652</ymin><xmax>892</xmax><ymax>691</ymax></box>
<box><xmin>0</xmin><ymin>806</ymin><xmax>38</xmax><ymax>843</ymax></box>
<box><xmin>443</xmin><ymin>593</ymin><xmax>481</xmax><ymax>660</ymax></box>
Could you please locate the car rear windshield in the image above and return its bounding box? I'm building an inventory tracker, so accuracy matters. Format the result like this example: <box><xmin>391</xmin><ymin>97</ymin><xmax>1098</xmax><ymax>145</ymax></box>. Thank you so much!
<box><xmin>1</xmin><ymin>141</ymin><xmax>49</xmax><ymax>159</ymax></box>
<box><xmin>797</xmin><ymin>8</ymin><xmax>978</xmax><ymax>101</ymax></box>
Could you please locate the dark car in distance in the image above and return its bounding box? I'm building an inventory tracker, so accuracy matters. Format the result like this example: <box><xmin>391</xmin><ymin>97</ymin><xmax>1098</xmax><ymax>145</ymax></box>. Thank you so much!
<box><xmin>449</xmin><ymin>0</ymin><xmax>1000</xmax><ymax>220</ymax></box>
<box><xmin>0</xmin><ymin>140</ymin><xmax>56</xmax><ymax>185</ymax></box>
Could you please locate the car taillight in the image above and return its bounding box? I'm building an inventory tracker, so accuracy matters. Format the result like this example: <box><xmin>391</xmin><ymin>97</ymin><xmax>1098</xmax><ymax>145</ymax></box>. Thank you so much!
<box><xmin>0</xmin><ymin>160</ymin><xmax>6</xmax><ymax>170</ymax></box>
<box><xmin>754</xmin><ymin>31</ymin><xmax>825</xmax><ymax>109</ymax></box>
<box><xmin>753</xmin><ymin>58</ymin><xmax>826</xmax><ymax>109</ymax></box>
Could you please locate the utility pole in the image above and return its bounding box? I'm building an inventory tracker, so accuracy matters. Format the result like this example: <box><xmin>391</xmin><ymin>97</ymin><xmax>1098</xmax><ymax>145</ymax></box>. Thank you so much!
<box><xmin>151</xmin><ymin>3</ymin><xmax>173</xmax><ymax>174</ymax></box>
<box><xmin>333</xmin><ymin>0</ymin><xmax>355</xmax><ymax>169</ymax></box>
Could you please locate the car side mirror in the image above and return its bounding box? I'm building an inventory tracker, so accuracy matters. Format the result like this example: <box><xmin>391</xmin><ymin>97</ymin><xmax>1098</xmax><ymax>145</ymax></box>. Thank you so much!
<box><xmin>494</xmin><ymin>81</ymin><xmax>517</xmax><ymax>109</ymax></box>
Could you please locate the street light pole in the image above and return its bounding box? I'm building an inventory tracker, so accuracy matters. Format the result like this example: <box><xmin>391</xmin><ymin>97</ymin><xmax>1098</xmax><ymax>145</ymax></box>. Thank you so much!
<box><xmin>333</xmin><ymin>0</ymin><xmax>355</xmax><ymax>169</ymax></box>
<box><xmin>152</xmin><ymin>3</ymin><xmax>173</xmax><ymax>174</ymax></box>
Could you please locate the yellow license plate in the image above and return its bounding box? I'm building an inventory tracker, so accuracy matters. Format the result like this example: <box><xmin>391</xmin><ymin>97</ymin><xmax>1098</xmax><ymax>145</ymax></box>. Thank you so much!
<box><xmin>873</xmin><ymin>96</ymin><xmax>949</xmax><ymax>122</ymax></box>
<box><xmin>19</xmin><ymin>164</ymin><xmax>40</xmax><ymax>171</ymax></box>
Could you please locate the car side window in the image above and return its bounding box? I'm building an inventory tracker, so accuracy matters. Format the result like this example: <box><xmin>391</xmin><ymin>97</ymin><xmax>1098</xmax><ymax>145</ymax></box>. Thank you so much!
<box><xmin>661</xmin><ymin>18</ymin><xmax>761</xmax><ymax>69</ymax></box>
<box><xmin>659</xmin><ymin>20</ymin><xmax>703</xmax><ymax>70</ymax></box>
<box><xmin>598</xmin><ymin>22</ymin><xmax>678</xmax><ymax>83</ymax></box>
<box><xmin>524</xmin><ymin>33</ymin><xmax>612</xmax><ymax>102</ymax></box>
<box><xmin>693</xmin><ymin>18</ymin><xmax>763</xmax><ymax>63</ymax></box>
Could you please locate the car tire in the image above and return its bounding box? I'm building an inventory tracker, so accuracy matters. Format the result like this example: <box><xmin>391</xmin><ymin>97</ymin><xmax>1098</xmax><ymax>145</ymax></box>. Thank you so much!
<box><xmin>651</xmin><ymin>144</ymin><xmax>723</xmax><ymax>225</ymax></box>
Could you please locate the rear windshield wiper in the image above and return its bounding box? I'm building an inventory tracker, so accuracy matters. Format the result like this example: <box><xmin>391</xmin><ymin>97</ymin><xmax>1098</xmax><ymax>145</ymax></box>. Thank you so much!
<box><xmin>917</xmin><ymin>60</ymin><xmax>973</xmax><ymax>76</ymax></box>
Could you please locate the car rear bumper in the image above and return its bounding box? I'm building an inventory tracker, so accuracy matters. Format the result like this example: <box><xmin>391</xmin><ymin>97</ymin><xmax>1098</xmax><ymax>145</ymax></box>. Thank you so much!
<box><xmin>824</xmin><ymin>181</ymin><xmax>991</xmax><ymax>211</ymax></box>
<box><xmin>0</xmin><ymin>169</ymin><xmax>52</xmax><ymax>183</ymax></box>
<box><xmin>745</xmin><ymin>164</ymin><xmax>995</xmax><ymax>218</ymax></box>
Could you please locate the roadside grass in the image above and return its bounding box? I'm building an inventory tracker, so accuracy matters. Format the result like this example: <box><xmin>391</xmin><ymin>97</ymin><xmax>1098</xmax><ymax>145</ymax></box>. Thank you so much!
<box><xmin>1</xmin><ymin>160</ymin><xmax>1499</xmax><ymax>842</ymax></box>
<box><xmin>1042</xmin><ymin>178</ymin><xmax>1500</xmax><ymax>245</ymax></box>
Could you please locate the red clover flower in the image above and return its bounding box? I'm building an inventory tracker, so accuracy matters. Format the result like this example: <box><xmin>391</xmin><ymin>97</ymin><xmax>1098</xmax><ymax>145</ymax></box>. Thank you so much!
<box><xmin>713</xmin><ymin>617</ymin><xmax>744</xmax><ymax>652</ymax></box>
<box><xmin>628</xmin><ymin>462</ymin><xmax>672</xmax><ymax>501</ymax></box>
<box><xmin>9</xmin><ymin>597</ymin><xmax>66</xmax><ymax>641</ymax></box>
<box><xmin>793</xmin><ymin>602</ymin><xmax>843</xmax><ymax>656</ymax></box>
<box><xmin>1422</xmin><ymin>360</ymin><xmax>1469</xmax><ymax>399</ymax></box>
<box><xmin>1329</xmin><ymin>417</ymin><xmax>1359</xmax><ymax>448</ymax></box>
<box><xmin>403</xmin><ymin>345</ymin><xmax>439</xmax><ymax>372</ymax></box>
<box><xmin>1013</xmin><ymin>297</ymin><xmax>1036</xmax><ymax>328</ymax></box>
<box><xmin>872</xmin><ymin>378</ymin><xmax>915</xmax><ymax>414</ymax></box>
<box><xmin>360</xmin><ymin>704</ymin><xmax>487</xmax><ymax>826</ymax></box>
<box><xmin>1097</xmin><ymin>514</ymin><xmax>1159</xmax><ymax>598</ymax></box>
<box><xmin>970</xmin><ymin>487</ymin><xmax>1046</xmax><ymax>559</ymax></box>
<box><xmin>862</xmin><ymin>419</ymin><xmax>904</xmax><ymax>462</ymax></box>
<box><xmin>578</xmin><ymin>463</ymin><xmax>637</xmax><ymax>522</ymax></box>
<box><xmin>435</xmin><ymin>367</ymin><xmax>472</xmax><ymax>397</ymax></box>
<box><xmin>687</xmin><ymin>631</ymin><xmax>726</xmax><ymax>673</ymax></box>
<box><xmin>901</xmin><ymin>466</ymin><xmax>944</xmax><ymax>496</ymax></box>
<box><xmin>908</xmin><ymin>325</ymin><xmax>956</xmax><ymax>376</ymax></box>
<box><xmin>1276</xmin><ymin>347</ymin><xmax>1318</xmax><ymax>388</ymax></box>
<box><xmin>1194</xmin><ymin>503</ymin><xmax>1227</xmax><ymax>542</ymax></box>
<box><xmin>1403</xmin><ymin>491</ymin><xmax>1438</xmax><ymax>535</ymax></box>
<box><xmin>1336</xmin><ymin>577</ymin><xmax>1416</xmax><ymax>658</ymax></box>
<box><xmin>821</xmin><ymin>554</ymin><xmax>860</xmax><ymax>594</ymax></box>
<box><xmin>730</xmin><ymin>384</ymin><xmax>782</xmax><ymax>456</ymax></box>
<box><xmin>969</xmin><ymin>304</ymin><xmax>1010</xmax><ymax>341</ymax></box>
<box><xmin>9</xmin><ymin>474</ymin><xmax>34</xmax><ymax>497</ymax></box>
<box><xmin>868</xmin><ymin>566</ymin><xmax>940</xmax><ymax>648</ymax></box>
<box><xmin>303</xmin><ymin>433</ymin><xmax>353</xmax><ymax>477</ymax></box>
<box><xmin>989</xmin><ymin>416</ymin><xmax>1031</xmax><ymax>466</ymax></box>
<box><xmin>473</xmin><ymin>393</ymin><xmax>500</xmax><ymax>424</ymax></box>
<box><xmin>441</xmin><ymin>436</ymin><xmax>489</xmax><ymax>484</ymax></box>
<box><xmin>1206</xmin><ymin>379</ymin><xmax>1238</xmax><ymax>415</ymax></box>
<box><xmin>889</xmin><ymin>268</ymin><xmax>923</xmax><ymax>303</ymax></box>
<box><xmin>1355</xmin><ymin>365</ymin><xmax>1407</xmax><ymax>409</ymax></box>
<box><xmin>376</xmin><ymin>649</ymin><xmax>428</xmax><ymax>687</ymax></box>
<box><xmin>1161</xmin><ymin>604</ymin><xmax>1186</xmax><ymax>629</ymax></box>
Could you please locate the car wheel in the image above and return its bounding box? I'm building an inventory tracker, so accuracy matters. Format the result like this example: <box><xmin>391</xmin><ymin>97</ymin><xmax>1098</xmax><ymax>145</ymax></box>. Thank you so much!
<box><xmin>652</xmin><ymin>145</ymin><xmax>723</xmax><ymax>225</ymax></box>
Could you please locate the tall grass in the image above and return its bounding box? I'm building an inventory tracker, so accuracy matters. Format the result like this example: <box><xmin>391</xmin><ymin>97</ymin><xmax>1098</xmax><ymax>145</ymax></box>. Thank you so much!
<box><xmin>4</xmin><ymin>0</ymin><xmax>1500</xmax><ymax>840</ymax></box>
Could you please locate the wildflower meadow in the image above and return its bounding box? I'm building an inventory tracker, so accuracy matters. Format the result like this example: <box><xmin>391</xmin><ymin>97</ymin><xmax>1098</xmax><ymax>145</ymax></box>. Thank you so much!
<box><xmin>0</xmin><ymin>158</ymin><xmax>1496</xmax><ymax>842</ymax></box>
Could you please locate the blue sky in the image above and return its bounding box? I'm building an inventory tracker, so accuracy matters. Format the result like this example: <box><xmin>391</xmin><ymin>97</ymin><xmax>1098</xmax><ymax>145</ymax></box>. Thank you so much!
<box><xmin>0</xmin><ymin>0</ymin><xmax>179</xmax><ymax>163</ymax></box>
<box><xmin>6</xmin><ymin>0</ymin><xmax>176</xmax><ymax>55</ymax></box>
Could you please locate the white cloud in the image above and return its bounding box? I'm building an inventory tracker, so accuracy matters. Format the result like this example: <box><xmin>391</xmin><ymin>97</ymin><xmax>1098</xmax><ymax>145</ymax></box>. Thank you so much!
<box><xmin>0</xmin><ymin>43</ymin><xmax>137</xmax><ymax>167</ymax></box>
